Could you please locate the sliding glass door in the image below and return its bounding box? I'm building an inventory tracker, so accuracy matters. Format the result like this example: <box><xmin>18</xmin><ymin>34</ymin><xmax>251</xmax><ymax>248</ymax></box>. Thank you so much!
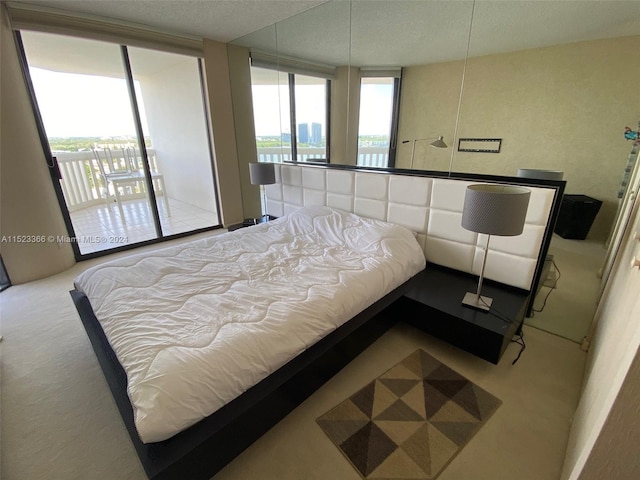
<box><xmin>128</xmin><ymin>47</ymin><xmax>219</xmax><ymax>236</ymax></box>
<box><xmin>19</xmin><ymin>31</ymin><xmax>219</xmax><ymax>256</ymax></box>
<box><xmin>21</xmin><ymin>32</ymin><xmax>155</xmax><ymax>254</ymax></box>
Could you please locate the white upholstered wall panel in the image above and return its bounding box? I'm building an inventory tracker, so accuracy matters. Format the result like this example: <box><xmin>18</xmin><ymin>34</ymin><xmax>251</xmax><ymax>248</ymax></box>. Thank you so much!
<box><xmin>327</xmin><ymin>193</ymin><xmax>353</xmax><ymax>212</ymax></box>
<box><xmin>431</xmin><ymin>179</ymin><xmax>469</xmax><ymax>211</ymax></box>
<box><xmin>266</xmin><ymin>164</ymin><xmax>556</xmax><ymax>291</ymax></box>
<box><xmin>354</xmin><ymin>198</ymin><xmax>387</xmax><ymax>221</ymax></box>
<box><xmin>389</xmin><ymin>176</ymin><xmax>432</xmax><ymax>206</ymax></box>
<box><xmin>326</xmin><ymin>169</ymin><xmax>354</xmax><ymax>195</ymax></box>
<box><xmin>426</xmin><ymin>237</ymin><xmax>476</xmax><ymax>273</ymax></box>
<box><xmin>428</xmin><ymin>210</ymin><xmax>477</xmax><ymax>244</ymax></box>
<box><xmin>302</xmin><ymin>167</ymin><xmax>326</xmax><ymax>191</ymax></box>
<box><xmin>355</xmin><ymin>172</ymin><xmax>389</xmax><ymax>200</ymax></box>
<box><xmin>387</xmin><ymin>204</ymin><xmax>429</xmax><ymax>233</ymax></box>
<box><xmin>304</xmin><ymin>188</ymin><xmax>326</xmax><ymax>207</ymax></box>
<box><xmin>281</xmin><ymin>165</ymin><xmax>302</xmax><ymax>187</ymax></box>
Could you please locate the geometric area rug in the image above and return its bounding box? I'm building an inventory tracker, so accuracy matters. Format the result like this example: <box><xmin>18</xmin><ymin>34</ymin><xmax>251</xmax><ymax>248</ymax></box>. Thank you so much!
<box><xmin>317</xmin><ymin>349</ymin><xmax>501</xmax><ymax>479</ymax></box>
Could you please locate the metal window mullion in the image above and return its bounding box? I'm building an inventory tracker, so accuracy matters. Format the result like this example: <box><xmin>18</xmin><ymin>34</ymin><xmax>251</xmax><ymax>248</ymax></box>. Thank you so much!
<box><xmin>388</xmin><ymin>74</ymin><xmax>403</xmax><ymax>168</ymax></box>
<box><xmin>120</xmin><ymin>45</ymin><xmax>163</xmax><ymax>238</ymax></box>
<box><xmin>325</xmin><ymin>79</ymin><xmax>331</xmax><ymax>163</ymax></box>
<box><xmin>197</xmin><ymin>58</ymin><xmax>221</xmax><ymax>225</ymax></box>
<box><xmin>288</xmin><ymin>73</ymin><xmax>297</xmax><ymax>162</ymax></box>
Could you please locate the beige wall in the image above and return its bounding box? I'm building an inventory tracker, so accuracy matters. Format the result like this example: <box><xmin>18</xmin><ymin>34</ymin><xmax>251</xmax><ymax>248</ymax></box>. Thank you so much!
<box><xmin>330</xmin><ymin>66</ymin><xmax>360</xmax><ymax>166</ymax></box>
<box><xmin>227</xmin><ymin>44</ymin><xmax>261</xmax><ymax>219</ymax></box>
<box><xmin>398</xmin><ymin>60</ymin><xmax>466</xmax><ymax>172</ymax></box>
<box><xmin>0</xmin><ymin>6</ymin><xmax>75</xmax><ymax>284</ymax></box>
<box><xmin>202</xmin><ymin>38</ymin><xmax>245</xmax><ymax>227</ymax></box>
<box><xmin>398</xmin><ymin>35</ymin><xmax>640</xmax><ymax>241</ymax></box>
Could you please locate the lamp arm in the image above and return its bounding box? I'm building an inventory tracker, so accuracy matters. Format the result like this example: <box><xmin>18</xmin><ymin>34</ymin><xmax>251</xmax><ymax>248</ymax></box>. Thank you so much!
<box><xmin>410</xmin><ymin>139</ymin><xmax>417</xmax><ymax>169</ymax></box>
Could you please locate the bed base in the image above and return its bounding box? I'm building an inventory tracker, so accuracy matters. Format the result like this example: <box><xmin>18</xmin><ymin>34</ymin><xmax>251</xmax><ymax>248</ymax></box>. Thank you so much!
<box><xmin>70</xmin><ymin>273</ymin><xmax>419</xmax><ymax>480</ymax></box>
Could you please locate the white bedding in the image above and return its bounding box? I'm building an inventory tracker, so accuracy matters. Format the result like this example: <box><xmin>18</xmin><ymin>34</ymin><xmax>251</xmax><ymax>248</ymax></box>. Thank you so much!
<box><xmin>74</xmin><ymin>206</ymin><xmax>425</xmax><ymax>443</ymax></box>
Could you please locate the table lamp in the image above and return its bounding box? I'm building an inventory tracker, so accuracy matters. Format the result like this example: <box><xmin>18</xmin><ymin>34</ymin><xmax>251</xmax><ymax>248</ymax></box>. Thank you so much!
<box><xmin>461</xmin><ymin>184</ymin><xmax>531</xmax><ymax>310</ymax></box>
<box><xmin>249</xmin><ymin>162</ymin><xmax>276</xmax><ymax>223</ymax></box>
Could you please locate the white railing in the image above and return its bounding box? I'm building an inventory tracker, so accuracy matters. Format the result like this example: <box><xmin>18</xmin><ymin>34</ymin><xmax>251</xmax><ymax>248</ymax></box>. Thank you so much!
<box><xmin>58</xmin><ymin>146</ymin><xmax>389</xmax><ymax>213</ymax></box>
<box><xmin>257</xmin><ymin>146</ymin><xmax>389</xmax><ymax>168</ymax></box>
<box><xmin>55</xmin><ymin>149</ymin><xmax>163</xmax><ymax>212</ymax></box>
<box><xmin>356</xmin><ymin>147</ymin><xmax>389</xmax><ymax>168</ymax></box>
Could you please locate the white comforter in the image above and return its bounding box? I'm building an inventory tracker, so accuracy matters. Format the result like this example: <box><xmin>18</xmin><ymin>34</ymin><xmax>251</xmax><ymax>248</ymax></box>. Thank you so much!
<box><xmin>74</xmin><ymin>206</ymin><xmax>425</xmax><ymax>443</ymax></box>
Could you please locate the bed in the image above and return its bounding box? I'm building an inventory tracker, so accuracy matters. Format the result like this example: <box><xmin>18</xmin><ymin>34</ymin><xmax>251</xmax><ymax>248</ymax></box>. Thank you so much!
<box><xmin>71</xmin><ymin>205</ymin><xmax>426</xmax><ymax>479</ymax></box>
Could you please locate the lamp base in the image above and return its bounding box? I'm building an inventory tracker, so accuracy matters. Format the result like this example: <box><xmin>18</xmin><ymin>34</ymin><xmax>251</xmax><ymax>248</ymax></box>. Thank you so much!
<box><xmin>462</xmin><ymin>292</ymin><xmax>493</xmax><ymax>311</ymax></box>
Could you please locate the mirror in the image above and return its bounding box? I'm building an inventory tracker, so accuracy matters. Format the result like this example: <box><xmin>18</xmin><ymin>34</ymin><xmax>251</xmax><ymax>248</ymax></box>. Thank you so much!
<box><xmin>451</xmin><ymin>0</ymin><xmax>640</xmax><ymax>242</ymax></box>
<box><xmin>232</xmin><ymin>0</ymin><xmax>640</xmax><ymax>240</ymax></box>
<box><xmin>234</xmin><ymin>1</ymin><xmax>354</xmax><ymax>164</ymax></box>
<box><xmin>233</xmin><ymin>1</ymin><xmax>475</xmax><ymax>168</ymax></box>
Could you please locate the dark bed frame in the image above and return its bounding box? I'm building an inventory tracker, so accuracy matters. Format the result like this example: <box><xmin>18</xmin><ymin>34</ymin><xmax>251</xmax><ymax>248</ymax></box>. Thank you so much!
<box><xmin>70</xmin><ymin>273</ymin><xmax>419</xmax><ymax>480</ymax></box>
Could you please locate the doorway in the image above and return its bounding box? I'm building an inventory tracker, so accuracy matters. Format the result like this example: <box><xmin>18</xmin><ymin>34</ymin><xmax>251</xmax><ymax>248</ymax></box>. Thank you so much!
<box><xmin>19</xmin><ymin>31</ymin><xmax>220</xmax><ymax>257</ymax></box>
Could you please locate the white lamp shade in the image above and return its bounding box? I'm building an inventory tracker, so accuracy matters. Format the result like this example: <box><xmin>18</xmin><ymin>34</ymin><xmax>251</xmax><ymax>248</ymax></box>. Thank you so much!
<box><xmin>461</xmin><ymin>184</ymin><xmax>531</xmax><ymax>236</ymax></box>
<box><xmin>517</xmin><ymin>168</ymin><xmax>564</xmax><ymax>180</ymax></box>
<box><xmin>249</xmin><ymin>162</ymin><xmax>276</xmax><ymax>185</ymax></box>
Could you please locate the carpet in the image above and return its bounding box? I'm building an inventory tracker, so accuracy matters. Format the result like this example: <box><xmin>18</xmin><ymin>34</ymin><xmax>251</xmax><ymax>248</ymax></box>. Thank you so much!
<box><xmin>317</xmin><ymin>349</ymin><xmax>501</xmax><ymax>479</ymax></box>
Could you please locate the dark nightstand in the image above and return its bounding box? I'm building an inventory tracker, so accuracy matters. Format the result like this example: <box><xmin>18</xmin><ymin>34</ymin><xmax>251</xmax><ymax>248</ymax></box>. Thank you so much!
<box><xmin>399</xmin><ymin>264</ymin><xmax>530</xmax><ymax>364</ymax></box>
<box><xmin>227</xmin><ymin>215</ymin><xmax>277</xmax><ymax>232</ymax></box>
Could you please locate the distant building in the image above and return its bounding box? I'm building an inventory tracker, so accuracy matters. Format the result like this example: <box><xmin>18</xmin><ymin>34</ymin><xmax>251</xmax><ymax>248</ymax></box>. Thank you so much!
<box><xmin>311</xmin><ymin>123</ymin><xmax>322</xmax><ymax>145</ymax></box>
<box><xmin>298</xmin><ymin>123</ymin><xmax>309</xmax><ymax>144</ymax></box>
<box><xmin>281</xmin><ymin>132</ymin><xmax>291</xmax><ymax>143</ymax></box>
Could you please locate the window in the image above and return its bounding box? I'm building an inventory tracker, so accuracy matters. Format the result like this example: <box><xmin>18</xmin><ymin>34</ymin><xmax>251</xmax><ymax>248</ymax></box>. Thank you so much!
<box><xmin>250</xmin><ymin>64</ymin><xmax>330</xmax><ymax>164</ymax></box>
<box><xmin>293</xmin><ymin>74</ymin><xmax>328</xmax><ymax>162</ymax></box>
<box><xmin>357</xmin><ymin>74</ymin><xmax>401</xmax><ymax>168</ymax></box>
<box><xmin>250</xmin><ymin>67</ymin><xmax>292</xmax><ymax>162</ymax></box>
<box><xmin>19</xmin><ymin>31</ymin><xmax>220</xmax><ymax>256</ymax></box>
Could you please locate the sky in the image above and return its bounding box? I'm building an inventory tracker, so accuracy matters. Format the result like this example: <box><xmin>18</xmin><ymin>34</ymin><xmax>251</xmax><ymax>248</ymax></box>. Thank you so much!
<box><xmin>29</xmin><ymin>68</ymin><xmax>149</xmax><ymax>138</ymax></box>
<box><xmin>252</xmin><ymin>83</ymin><xmax>393</xmax><ymax>137</ymax></box>
<box><xmin>31</xmin><ymin>66</ymin><xmax>393</xmax><ymax>140</ymax></box>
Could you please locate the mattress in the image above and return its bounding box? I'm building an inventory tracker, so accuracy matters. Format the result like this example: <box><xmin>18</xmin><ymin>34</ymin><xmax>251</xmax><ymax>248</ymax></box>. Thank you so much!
<box><xmin>74</xmin><ymin>205</ymin><xmax>426</xmax><ymax>443</ymax></box>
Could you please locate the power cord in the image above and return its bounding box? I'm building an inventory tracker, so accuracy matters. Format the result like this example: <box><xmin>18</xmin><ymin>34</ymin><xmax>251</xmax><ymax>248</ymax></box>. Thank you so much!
<box><xmin>478</xmin><ymin>297</ymin><xmax>526</xmax><ymax>364</ymax></box>
<box><xmin>510</xmin><ymin>330</ymin><xmax>526</xmax><ymax>365</ymax></box>
<box><xmin>533</xmin><ymin>258</ymin><xmax>561</xmax><ymax>313</ymax></box>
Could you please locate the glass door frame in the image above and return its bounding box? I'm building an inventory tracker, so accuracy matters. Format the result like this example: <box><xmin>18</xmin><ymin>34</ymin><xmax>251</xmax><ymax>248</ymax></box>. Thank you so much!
<box><xmin>13</xmin><ymin>30</ymin><xmax>222</xmax><ymax>261</ymax></box>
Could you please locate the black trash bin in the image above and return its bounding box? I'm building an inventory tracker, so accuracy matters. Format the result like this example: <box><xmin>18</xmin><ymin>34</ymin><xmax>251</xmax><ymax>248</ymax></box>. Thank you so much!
<box><xmin>554</xmin><ymin>194</ymin><xmax>602</xmax><ymax>240</ymax></box>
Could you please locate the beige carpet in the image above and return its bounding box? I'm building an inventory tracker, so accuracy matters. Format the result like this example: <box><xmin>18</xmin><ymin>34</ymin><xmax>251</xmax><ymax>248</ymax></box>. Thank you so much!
<box><xmin>525</xmin><ymin>235</ymin><xmax>605</xmax><ymax>343</ymax></box>
<box><xmin>318</xmin><ymin>349</ymin><xmax>500</xmax><ymax>479</ymax></box>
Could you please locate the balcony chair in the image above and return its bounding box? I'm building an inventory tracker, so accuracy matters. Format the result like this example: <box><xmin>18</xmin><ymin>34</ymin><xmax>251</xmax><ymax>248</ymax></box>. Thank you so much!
<box><xmin>91</xmin><ymin>148</ymin><xmax>171</xmax><ymax>225</ymax></box>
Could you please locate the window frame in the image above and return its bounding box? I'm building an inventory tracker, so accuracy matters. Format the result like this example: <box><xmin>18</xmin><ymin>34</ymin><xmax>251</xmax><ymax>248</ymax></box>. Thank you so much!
<box><xmin>356</xmin><ymin>71</ymin><xmax>403</xmax><ymax>169</ymax></box>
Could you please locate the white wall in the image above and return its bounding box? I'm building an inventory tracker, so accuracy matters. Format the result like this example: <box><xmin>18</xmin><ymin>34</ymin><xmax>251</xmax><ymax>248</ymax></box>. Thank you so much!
<box><xmin>561</xmin><ymin>196</ymin><xmax>640</xmax><ymax>479</ymax></box>
<box><xmin>137</xmin><ymin>54</ymin><xmax>216</xmax><ymax>212</ymax></box>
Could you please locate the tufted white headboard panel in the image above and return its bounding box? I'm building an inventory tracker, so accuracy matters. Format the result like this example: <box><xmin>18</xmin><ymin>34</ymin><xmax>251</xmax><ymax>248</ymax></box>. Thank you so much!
<box><xmin>265</xmin><ymin>164</ymin><xmax>557</xmax><ymax>291</ymax></box>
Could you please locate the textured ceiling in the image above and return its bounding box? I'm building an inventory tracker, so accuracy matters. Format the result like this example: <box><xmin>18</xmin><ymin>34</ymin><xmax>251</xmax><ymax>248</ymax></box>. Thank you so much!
<box><xmin>14</xmin><ymin>0</ymin><xmax>640</xmax><ymax>67</ymax></box>
<box><xmin>17</xmin><ymin>0</ymin><xmax>329</xmax><ymax>41</ymax></box>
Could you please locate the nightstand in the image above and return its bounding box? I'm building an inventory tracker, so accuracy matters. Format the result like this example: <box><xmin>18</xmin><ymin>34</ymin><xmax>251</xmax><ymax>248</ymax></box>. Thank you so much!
<box><xmin>227</xmin><ymin>215</ymin><xmax>277</xmax><ymax>232</ymax></box>
<box><xmin>399</xmin><ymin>264</ymin><xmax>530</xmax><ymax>364</ymax></box>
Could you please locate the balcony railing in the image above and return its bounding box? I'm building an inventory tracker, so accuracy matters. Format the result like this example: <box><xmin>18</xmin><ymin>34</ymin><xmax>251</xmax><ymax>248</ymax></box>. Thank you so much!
<box><xmin>55</xmin><ymin>149</ymin><xmax>164</xmax><ymax>212</ymax></box>
<box><xmin>257</xmin><ymin>146</ymin><xmax>389</xmax><ymax>168</ymax></box>
<box><xmin>56</xmin><ymin>146</ymin><xmax>389</xmax><ymax>213</ymax></box>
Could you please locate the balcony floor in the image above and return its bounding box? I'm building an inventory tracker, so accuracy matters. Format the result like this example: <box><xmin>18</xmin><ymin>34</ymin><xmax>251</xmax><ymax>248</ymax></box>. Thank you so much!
<box><xmin>70</xmin><ymin>197</ymin><xmax>219</xmax><ymax>254</ymax></box>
